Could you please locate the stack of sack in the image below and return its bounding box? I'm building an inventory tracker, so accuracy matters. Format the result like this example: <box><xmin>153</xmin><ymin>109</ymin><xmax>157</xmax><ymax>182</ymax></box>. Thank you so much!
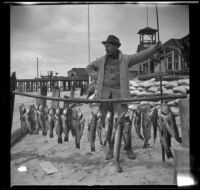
<box><xmin>128</xmin><ymin>78</ymin><xmax>189</xmax><ymax>117</ymax></box>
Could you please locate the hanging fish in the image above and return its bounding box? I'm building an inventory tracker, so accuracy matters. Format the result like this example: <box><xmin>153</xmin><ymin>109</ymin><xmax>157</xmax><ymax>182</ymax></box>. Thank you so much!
<box><xmin>151</xmin><ymin>108</ymin><xmax>159</xmax><ymax>145</ymax></box>
<box><xmin>61</xmin><ymin>107</ymin><xmax>69</xmax><ymax>142</ymax></box>
<box><xmin>48</xmin><ymin>108</ymin><xmax>55</xmax><ymax>138</ymax></box>
<box><xmin>141</xmin><ymin>105</ymin><xmax>152</xmax><ymax>149</ymax></box>
<box><xmin>87</xmin><ymin>111</ymin><xmax>97</xmax><ymax>151</ymax></box>
<box><xmin>160</xmin><ymin>103</ymin><xmax>182</xmax><ymax>143</ymax></box>
<box><xmin>38</xmin><ymin>104</ymin><xmax>48</xmax><ymax>136</ymax></box>
<box><xmin>134</xmin><ymin>105</ymin><xmax>144</xmax><ymax>140</ymax></box>
<box><xmin>55</xmin><ymin>107</ymin><xmax>63</xmax><ymax>144</ymax></box>
<box><xmin>33</xmin><ymin>104</ymin><xmax>40</xmax><ymax>135</ymax></box>
<box><xmin>96</xmin><ymin>111</ymin><xmax>103</xmax><ymax>146</ymax></box>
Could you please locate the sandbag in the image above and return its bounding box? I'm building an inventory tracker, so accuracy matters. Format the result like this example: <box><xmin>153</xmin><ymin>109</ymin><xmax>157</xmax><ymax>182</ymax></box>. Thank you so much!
<box><xmin>173</xmin><ymin>86</ymin><xmax>187</xmax><ymax>95</ymax></box>
<box><xmin>137</xmin><ymin>87</ymin><xmax>145</xmax><ymax>92</ymax></box>
<box><xmin>140</xmin><ymin>81</ymin><xmax>156</xmax><ymax>88</ymax></box>
<box><xmin>163</xmin><ymin>89</ymin><xmax>174</xmax><ymax>96</ymax></box>
<box><xmin>155</xmin><ymin>81</ymin><xmax>168</xmax><ymax>86</ymax></box>
<box><xmin>130</xmin><ymin>90</ymin><xmax>141</xmax><ymax>96</ymax></box>
<box><xmin>137</xmin><ymin>91</ymin><xmax>149</xmax><ymax>97</ymax></box>
<box><xmin>129</xmin><ymin>80</ymin><xmax>141</xmax><ymax>87</ymax></box>
<box><xmin>165</xmin><ymin>81</ymin><xmax>178</xmax><ymax>89</ymax></box>
<box><xmin>177</xmin><ymin>79</ymin><xmax>189</xmax><ymax>86</ymax></box>
<box><xmin>130</xmin><ymin>86</ymin><xmax>137</xmax><ymax>91</ymax></box>
<box><xmin>148</xmin><ymin>86</ymin><xmax>158</xmax><ymax>93</ymax></box>
<box><xmin>179</xmin><ymin>85</ymin><xmax>190</xmax><ymax>93</ymax></box>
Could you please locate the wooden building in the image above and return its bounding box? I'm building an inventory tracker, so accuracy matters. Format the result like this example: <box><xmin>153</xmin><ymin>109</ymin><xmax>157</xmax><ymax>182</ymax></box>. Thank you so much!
<box><xmin>129</xmin><ymin>27</ymin><xmax>189</xmax><ymax>79</ymax></box>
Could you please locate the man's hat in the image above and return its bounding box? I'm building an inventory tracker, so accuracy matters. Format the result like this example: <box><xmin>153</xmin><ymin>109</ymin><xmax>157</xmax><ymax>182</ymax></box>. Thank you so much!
<box><xmin>102</xmin><ymin>35</ymin><xmax>121</xmax><ymax>47</ymax></box>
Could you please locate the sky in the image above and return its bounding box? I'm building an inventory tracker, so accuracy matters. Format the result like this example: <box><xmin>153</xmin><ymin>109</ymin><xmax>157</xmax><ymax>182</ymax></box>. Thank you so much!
<box><xmin>10</xmin><ymin>3</ymin><xmax>190</xmax><ymax>79</ymax></box>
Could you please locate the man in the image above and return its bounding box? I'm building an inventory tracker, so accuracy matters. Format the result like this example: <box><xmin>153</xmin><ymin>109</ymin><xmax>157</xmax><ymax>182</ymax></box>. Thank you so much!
<box><xmin>86</xmin><ymin>35</ymin><xmax>162</xmax><ymax>161</ymax></box>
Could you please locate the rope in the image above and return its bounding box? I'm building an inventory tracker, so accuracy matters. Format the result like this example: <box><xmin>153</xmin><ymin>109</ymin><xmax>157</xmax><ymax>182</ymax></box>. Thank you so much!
<box><xmin>12</xmin><ymin>91</ymin><xmax>187</xmax><ymax>104</ymax></box>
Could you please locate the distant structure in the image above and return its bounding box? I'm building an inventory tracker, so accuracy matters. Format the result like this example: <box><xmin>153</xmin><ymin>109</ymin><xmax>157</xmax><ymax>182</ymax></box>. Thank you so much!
<box><xmin>15</xmin><ymin>68</ymin><xmax>89</xmax><ymax>93</ymax></box>
<box><xmin>137</xmin><ymin>26</ymin><xmax>158</xmax><ymax>53</ymax></box>
<box><xmin>129</xmin><ymin>31</ymin><xmax>189</xmax><ymax>80</ymax></box>
<box><xmin>68</xmin><ymin>68</ymin><xmax>89</xmax><ymax>87</ymax></box>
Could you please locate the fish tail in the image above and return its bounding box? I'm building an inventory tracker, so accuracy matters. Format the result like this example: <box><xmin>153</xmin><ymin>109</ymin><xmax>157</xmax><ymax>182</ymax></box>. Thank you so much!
<box><xmin>166</xmin><ymin>148</ymin><xmax>173</xmax><ymax>159</ymax></box>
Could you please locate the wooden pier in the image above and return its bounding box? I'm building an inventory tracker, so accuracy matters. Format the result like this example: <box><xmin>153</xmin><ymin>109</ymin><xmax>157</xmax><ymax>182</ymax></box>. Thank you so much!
<box><xmin>15</xmin><ymin>76</ymin><xmax>89</xmax><ymax>92</ymax></box>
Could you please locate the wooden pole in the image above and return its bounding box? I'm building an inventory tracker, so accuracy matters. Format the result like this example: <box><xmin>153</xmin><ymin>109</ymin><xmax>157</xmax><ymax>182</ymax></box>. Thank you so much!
<box><xmin>37</xmin><ymin>57</ymin><xmax>39</xmax><ymax>78</ymax></box>
<box><xmin>156</xmin><ymin>4</ymin><xmax>163</xmax><ymax>103</ymax></box>
<box><xmin>88</xmin><ymin>4</ymin><xmax>91</xmax><ymax>84</ymax></box>
<box><xmin>10</xmin><ymin>72</ymin><xmax>17</xmax><ymax>124</ymax></box>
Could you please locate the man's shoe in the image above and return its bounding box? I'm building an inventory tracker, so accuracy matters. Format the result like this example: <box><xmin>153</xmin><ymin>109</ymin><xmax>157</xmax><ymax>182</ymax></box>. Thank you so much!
<box><xmin>127</xmin><ymin>149</ymin><xmax>136</xmax><ymax>160</ymax></box>
<box><xmin>105</xmin><ymin>150</ymin><xmax>114</xmax><ymax>160</ymax></box>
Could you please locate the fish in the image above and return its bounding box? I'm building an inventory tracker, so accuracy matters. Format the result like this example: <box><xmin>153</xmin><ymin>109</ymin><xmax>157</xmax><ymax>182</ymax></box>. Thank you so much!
<box><xmin>69</xmin><ymin>106</ymin><xmax>85</xmax><ymax>149</ymax></box>
<box><xmin>160</xmin><ymin>103</ymin><xmax>182</xmax><ymax>144</ymax></box>
<box><xmin>38</xmin><ymin>104</ymin><xmax>48</xmax><ymax>136</ymax></box>
<box><xmin>122</xmin><ymin>112</ymin><xmax>132</xmax><ymax>151</ymax></box>
<box><xmin>19</xmin><ymin>104</ymin><xmax>27</xmax><ymax>131</ymax></box>
<box><xmin>113</xmin><ymin>113</ymin><xmax>125</xmax><ymax>173</ymax></box>
<box><xmin>141</xmin><ymin>105</ymin><xmax>152</xmax><ymax>149</ymax></box>
<box><xmin>134</xmin><ymin>105</ymin><xmax>144</xmax><ymax>140</ymax></box>
<box><xmin>96</xmin><ymin>111</ymin><xmax>104</xmax><ymax>146</ymax></box>
<box><xmin>87</xmin><ymin>111</ymin><xmax>97</xmax><ymax>151</ymax></box>
<box><xmin>48</xmin><ymin>108</ymin><xmax>55</xmax><ymax>138</ymax></box>
<box><xmin>24</xmin><ymin>108</ymin><xmax>32</xmax><ymax>135</ymax></box>
<box><xmin>151</xmin><ymin>108</ymin><xmax>159</xmax><ymax>145</ymax></box>
<box><xmin>33</xmin><ymin>105</ymin><xmax>40</xmax><ymax>135</ymax></box>
<box><xmin>61</xmin><ymin>107</ymin><xmax>69</xmax><ymax>142</ymax></box>
<box><xmin>55</xmin><ymin>107</ymin><xmax>63</xmax><ymax>144</ymax></box>
<box><xmin>104</xmin><ymin>111</ymin><xmax>113</xmax><ymax>146</ymax></box>
<box><xmin>157</xmin><ymin>114</ymin><xmax>173</xmax><ymax>161</ymax></box>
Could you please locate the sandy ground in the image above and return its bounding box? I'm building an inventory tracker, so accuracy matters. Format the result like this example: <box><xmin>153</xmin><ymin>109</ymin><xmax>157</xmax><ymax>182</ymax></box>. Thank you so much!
<box><xmin>10</xmin><ymin>90</ymin><xmax>182</xmax><ymax>186</ymax></box>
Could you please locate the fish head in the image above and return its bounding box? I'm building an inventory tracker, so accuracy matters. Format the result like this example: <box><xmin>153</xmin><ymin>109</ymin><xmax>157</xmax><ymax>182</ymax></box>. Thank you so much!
<box><xmin>49</xmin><ymin>108</ymin><xmax>55</xmax><ymax>116</ymax></box>
<box><xmin>56</xmin><ymin>107</ymin><xmax>61</xmax><ymax>115</ymax></box>
<box><xmin>39</xmin><ymin>104</ymin><xmax>44</xmax><ymax>112</ymax></box>
<box><xmin>160</xmin><ymin>103</ymin><xmax>170</xmax><ymax>115</ymax></box>
<box><xmin>62</xmin><ymin>108</ymin><xmax>68</xmax><ymax>116</ymax></box>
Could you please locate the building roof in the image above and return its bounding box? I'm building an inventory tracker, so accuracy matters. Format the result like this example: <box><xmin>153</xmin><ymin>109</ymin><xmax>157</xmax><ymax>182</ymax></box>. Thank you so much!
<box><xmin>68</xmin><ymin>68</ymin><xmax>88</xmax><ymax>76</ymax></box>
<box><xmin>137</xmin><ymin>27</ymin><xmax>158</xmax><ymax>35</ymax></box>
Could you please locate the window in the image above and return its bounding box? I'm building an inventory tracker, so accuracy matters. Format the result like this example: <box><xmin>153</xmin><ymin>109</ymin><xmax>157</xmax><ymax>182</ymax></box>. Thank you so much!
<box><xmin>168</xmin><ymin>55</ymin><xmax>172</xmax><ymax>70</ymax></box>
<box><xmin>174</xmin><ymin>51</ymin><xmax>179</xmax><ymax>70</ymax></box>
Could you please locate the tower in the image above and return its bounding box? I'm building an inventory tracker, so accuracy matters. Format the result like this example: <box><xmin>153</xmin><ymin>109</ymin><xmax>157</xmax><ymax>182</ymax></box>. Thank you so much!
<box><xmin>137</xmin><ymin>26</ymin><xmax>158</xmax><ymax>53</ymax></box>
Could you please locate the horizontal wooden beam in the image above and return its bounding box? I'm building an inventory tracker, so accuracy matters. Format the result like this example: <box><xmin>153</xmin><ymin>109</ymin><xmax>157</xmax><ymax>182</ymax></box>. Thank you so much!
<box><xmin>12</xmin><ymin>91</ymin><xmax>187</xmax><ymax>104</ymax></box>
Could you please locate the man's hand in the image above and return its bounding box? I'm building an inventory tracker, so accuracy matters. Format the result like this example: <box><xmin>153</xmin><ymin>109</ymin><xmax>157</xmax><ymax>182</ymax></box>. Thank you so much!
<box><xmin>156</xmin><ymin>41</ymin><xmax>163</xmax><ymax>51</ymax></box>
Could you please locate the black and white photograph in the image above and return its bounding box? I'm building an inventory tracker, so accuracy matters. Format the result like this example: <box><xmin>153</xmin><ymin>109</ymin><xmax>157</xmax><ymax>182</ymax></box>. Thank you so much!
<box><xmin>9</xmin><ymin>1</ymin><xmax>196</xmax><ymax>187</ymax></box>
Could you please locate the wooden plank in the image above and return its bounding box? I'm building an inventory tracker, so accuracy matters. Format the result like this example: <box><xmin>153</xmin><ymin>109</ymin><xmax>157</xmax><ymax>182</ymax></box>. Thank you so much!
<box><xmin>178</xmin><ymin>98</ymin><xmax>189</xmax><ymax>147</ymax></box>
<box><xmin>39</xmin><ymin>161</ymin><xmax>58</xmax><ymax>175</ymax></box>
<box><xmin>173</xmin><ymin>149</ymin><xmax>190</xmax><ymax>184</ymax></box>
<box><xmin>12</xmin><ymin>91</ymin><xmax>187</xmax><ymax>103</ymax></box>
<box><xmin>36</xmin><ymin>85</ymin><xmax>48</xmax><ymax>106</ymax></box>
<box><xmin>51</xmin><ymin>87</ymin><xmax>60</xmax><ymax>109</ymax></box>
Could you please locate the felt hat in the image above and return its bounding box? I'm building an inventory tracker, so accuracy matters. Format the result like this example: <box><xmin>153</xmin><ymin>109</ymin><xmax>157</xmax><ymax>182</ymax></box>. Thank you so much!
<box><xmin>102</xmin><ymin>35</ymin><xmax>121</xmax><ymax>47</ymax></box>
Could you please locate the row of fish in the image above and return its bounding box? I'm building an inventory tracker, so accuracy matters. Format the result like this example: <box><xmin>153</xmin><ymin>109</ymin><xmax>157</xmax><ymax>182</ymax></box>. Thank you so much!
<box><xmin>133</xmin><ymin>102</ymin><xmax>182</xmax><ymax>162</ymax></box>
<box><xmin>19</xmin><ymin>101</ymin><xmax>182</xmax><ymax>172</ymax></box>
<box><xmin>19</xmin><ymin>103</ymin><xmax>85</xmax><ymax>148</ymax></box>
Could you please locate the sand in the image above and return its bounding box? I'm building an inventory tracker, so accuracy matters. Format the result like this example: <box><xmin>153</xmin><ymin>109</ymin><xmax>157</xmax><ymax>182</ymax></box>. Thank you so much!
<box><xmin>10</xmin><ymin>90</ymin><xmax>181</xmax><ymax>186</ymax></box>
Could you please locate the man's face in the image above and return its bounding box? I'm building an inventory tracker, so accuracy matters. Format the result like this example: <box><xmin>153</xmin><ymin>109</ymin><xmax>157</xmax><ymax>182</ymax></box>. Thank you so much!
<box><xmin>104</xmin><ymin>43</ymin><xmax>118</xmax><ymax>55</ymax></box>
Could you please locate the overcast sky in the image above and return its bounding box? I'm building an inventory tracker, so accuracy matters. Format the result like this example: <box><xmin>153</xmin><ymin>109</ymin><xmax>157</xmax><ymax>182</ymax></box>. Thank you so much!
<box><xmin>10</xmin><ymin>3</ymin><xmax>189</xmax><ymax>79</ymax></box>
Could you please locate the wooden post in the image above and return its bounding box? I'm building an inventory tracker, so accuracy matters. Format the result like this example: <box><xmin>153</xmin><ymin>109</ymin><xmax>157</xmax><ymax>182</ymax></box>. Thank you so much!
<box><xmin>10</xmin><ymin>72</ymin><xmax>16</xmax><ymax>124</ymax></box>
<box><xmin>173</xmin><ymin>98</ymin><xmax>190</xmax><ymax>184</ymax></box>
<box><xmin>179</xmin><ymin>98</ymin><xmax>189</xmax><ymax>147</ymax></box>
<box><xmin>173</xmin><ymin>148</ymin><xmax>190</xmax><ymax>184</ymax></box>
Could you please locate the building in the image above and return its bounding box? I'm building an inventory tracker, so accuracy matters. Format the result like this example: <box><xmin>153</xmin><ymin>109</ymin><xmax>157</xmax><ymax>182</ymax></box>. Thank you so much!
<box><xmin>67</xmin><ymin>68</ymin><xmax>89</xmax><ymax>87</ymax></box>
<box><xmin>129</xmin><ymin>30</ymin><xmax>189</xmax><ymax>79</ymax></box>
